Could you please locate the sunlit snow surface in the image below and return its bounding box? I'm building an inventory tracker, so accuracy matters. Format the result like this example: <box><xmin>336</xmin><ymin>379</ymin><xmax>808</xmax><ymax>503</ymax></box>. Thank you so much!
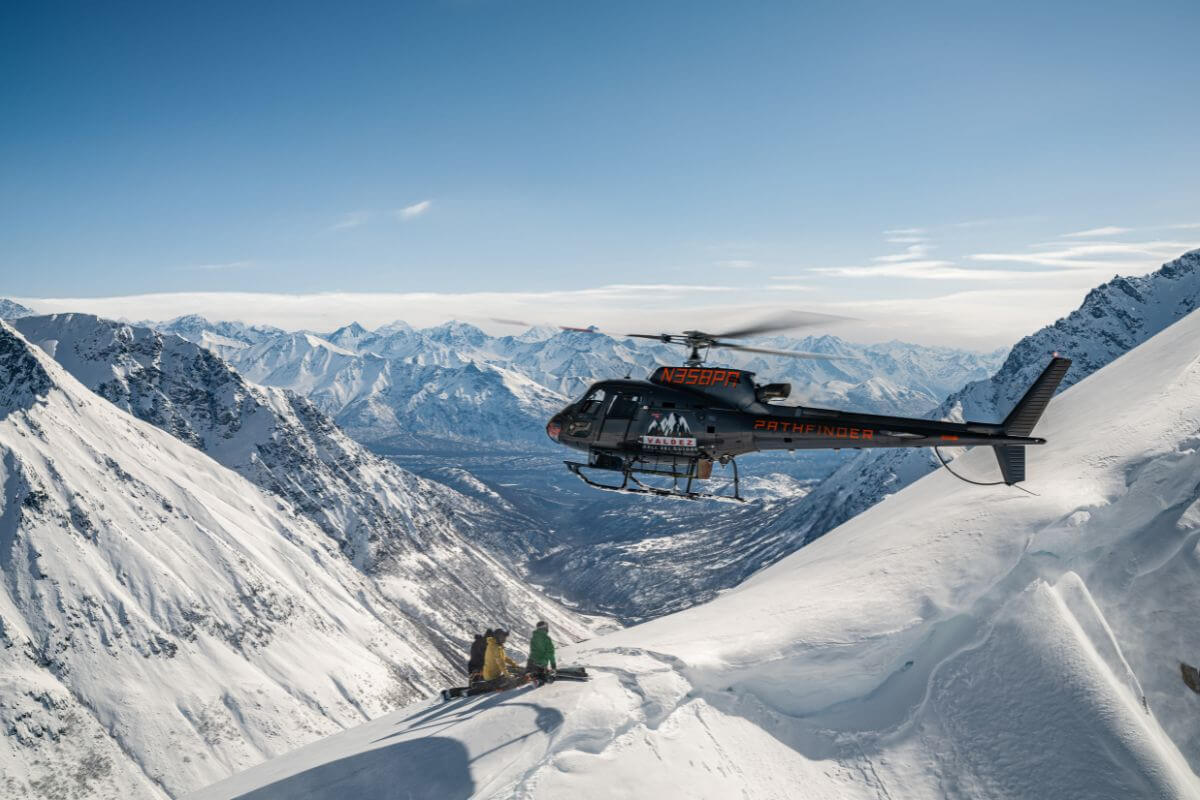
<box><xmin>194</xmin><ymin>309</ymin><xmax>1200</xmax><ymax>798</ymax></box>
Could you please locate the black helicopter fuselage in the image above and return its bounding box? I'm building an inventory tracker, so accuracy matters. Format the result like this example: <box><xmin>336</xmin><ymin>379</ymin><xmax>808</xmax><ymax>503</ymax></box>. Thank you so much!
<box><xmin>546</xmin><ymin>360</ymin><xmax>1070</xmax><ymax>494</ymax></box>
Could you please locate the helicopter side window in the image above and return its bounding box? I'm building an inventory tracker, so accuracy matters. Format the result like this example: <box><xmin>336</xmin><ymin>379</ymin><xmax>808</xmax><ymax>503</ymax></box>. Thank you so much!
<box><xmin>606</xmin><ymin>393</ymin><xmax>640</xmax><ymax>420</ymax></box>
<box><xmin>577</xmin><ymin>388</ymin><xmax>606</xmax><ymax>417</ymax></box>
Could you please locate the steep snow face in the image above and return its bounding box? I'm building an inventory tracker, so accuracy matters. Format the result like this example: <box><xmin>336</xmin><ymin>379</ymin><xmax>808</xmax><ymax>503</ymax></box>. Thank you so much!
<box><xmin>0</xmin><ymin>322</ymin><xmax>590</xmax><ymax>800</ymax></box>
<box><xmin>0</xmin><ymin>298</ymin><xmax>35</xmax><ymax>320</ymax></box>
<box><xmin>194</xmin><ymin>305</ymin><xmax>1200</xmax><ymax>800</ymax></box>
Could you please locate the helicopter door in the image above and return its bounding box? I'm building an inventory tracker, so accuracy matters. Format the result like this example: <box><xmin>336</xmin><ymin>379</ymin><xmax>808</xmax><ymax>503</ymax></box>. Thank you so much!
<box><xmin>600</xmin><ymin>391</ymin><xmax>641</xmax><ymax>443</ymax></box>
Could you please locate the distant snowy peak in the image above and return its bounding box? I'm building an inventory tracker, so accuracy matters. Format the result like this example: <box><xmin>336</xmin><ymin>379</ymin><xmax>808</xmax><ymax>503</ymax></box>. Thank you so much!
<box><xmin>327</xmin><ymin>321</ymin><xmax>372</xmax><ymax>349</ymax></box>
<box><xmin>160</xmin><ymin>313</ymin><xmax>285</xmax><ymax>346</ymax></box>
<box><xmin>0</xmin><ymin>297</ymin><xmax>35</xmax><ymax>320</ymax></box>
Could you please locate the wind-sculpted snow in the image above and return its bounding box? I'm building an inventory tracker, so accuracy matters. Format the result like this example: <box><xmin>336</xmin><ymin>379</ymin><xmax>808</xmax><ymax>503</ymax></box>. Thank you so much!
<box><xmin>194</xmin><ymin>303</ymin><xmax>1200</xmax><ymax>799</ymax></box>
<box><xmin>0</xmin><ymin>321</ymin><xmax>592</xmax><ymax>799</ymax></box>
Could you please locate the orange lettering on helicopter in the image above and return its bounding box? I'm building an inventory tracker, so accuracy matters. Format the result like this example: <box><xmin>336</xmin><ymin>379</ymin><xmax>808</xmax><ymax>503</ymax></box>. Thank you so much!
<box><xmin>754</xmin><ymin>419</ymin><xmax>875</xmax><ymax>440</ymax></box>
<box><xmin>655</xmin><ymin>367</ymin><xmax>741</xmax><ymax>388</ymax></box>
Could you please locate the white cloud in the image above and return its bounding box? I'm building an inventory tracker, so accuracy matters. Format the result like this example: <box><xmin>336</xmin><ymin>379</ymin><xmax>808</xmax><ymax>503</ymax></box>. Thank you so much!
<box><xmin>872</xmin><ymin>244</ymin><xmax>932</xmax><ymax>263</ymax></box>
<box><xmin>883</xmin><ymin>228</ymin><xmax>928</xmax><ymax>244</ymax></box>
<box><xmin>812</xmin><ymin>261</ymin><xmax>1034</xmax><ymax>280</ymax></box>
<box><xmin>716</xmin><ymin>259</ymin><xmax>755</xmax><ymax>269</ymax></box>
<box><xmin>822</xmin><ymin>287</ymin><xmax>1091</xmax><ymax>349</ymax></box>
<box><xmin>970</xmin><ymin>239</ymin><xmax>1199</xmax><ymax>269</ymax></box>
<box><xmin>397</xmin><ymin>200</ymin><xmax>432</xmax><ymax>220</ymax></box>
<box><xmin>1061</xmin><ymin>226</ymin><xmax>1131</xmax><ymax>238</ymax></box>
<box><xmin>330</xmin><ymin>211</ymin><xmax>372</xmax><ymax>232</ymax></box>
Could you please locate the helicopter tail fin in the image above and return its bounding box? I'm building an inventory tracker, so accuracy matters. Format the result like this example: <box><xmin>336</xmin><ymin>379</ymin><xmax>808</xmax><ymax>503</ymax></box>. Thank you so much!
<box><xmin>1002</xmin><ymin>356</ymin><xmax>1072</xmax><ymax>437</ymax></box>
<box><xmin>990</xmin><ymin>356</ymin><xmax>1071</xmax><ymax>484</ymax></box>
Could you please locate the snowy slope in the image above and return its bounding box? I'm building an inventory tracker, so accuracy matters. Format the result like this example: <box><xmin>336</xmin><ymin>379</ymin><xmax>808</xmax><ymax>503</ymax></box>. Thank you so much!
<box><xmin>0</xmin><ymin>322</ymin><xmax>588</xmax><ymax>800</ymax></box>
<box><xmin>193</xmin><ymin>305</ymin><xmax>1200</xmax><ymax>800</ymax></box>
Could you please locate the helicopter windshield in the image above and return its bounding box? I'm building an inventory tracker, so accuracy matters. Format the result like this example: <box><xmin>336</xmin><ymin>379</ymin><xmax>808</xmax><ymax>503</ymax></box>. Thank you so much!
<box><xmin>576</xmin><ymin>387</ymin><xmax>606</xmax><ymax>417</ymax></box>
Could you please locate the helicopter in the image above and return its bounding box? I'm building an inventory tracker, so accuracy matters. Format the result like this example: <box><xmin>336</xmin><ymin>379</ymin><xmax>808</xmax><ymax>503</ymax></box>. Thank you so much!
<box><xmin>501</xmin><ymin>312</ymin><xmax>1071</xmax><ymax>501</ymax></box>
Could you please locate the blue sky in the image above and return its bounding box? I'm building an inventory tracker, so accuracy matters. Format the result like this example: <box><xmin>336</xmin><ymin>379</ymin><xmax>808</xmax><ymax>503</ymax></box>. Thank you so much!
<box><xmin>3</xmin><ymin>1</ymin><xmax>1198</xmax><ymax>346</ymax></box>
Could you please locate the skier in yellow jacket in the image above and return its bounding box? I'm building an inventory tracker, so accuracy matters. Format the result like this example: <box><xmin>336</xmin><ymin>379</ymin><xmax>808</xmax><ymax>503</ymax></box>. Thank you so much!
<box><xmin>481</xmin><ymin>629</ymin><xmax>521</xmax><ymax>682</ymax></box>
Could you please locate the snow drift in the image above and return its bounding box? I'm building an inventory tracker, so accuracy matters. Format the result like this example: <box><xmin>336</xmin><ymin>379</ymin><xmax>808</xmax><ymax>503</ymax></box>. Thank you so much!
<box><xmin>196</xmin><ymin>306</ymin><xmax>1200</xmax><ymax>799</ymax></box>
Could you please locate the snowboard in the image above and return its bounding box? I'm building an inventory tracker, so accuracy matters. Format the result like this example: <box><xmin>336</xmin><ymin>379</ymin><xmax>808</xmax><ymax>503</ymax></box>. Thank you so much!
<box><xmin>545</xmin><ymin>666</ymin><xmax>589</xmax><ymax>683</ymax></box>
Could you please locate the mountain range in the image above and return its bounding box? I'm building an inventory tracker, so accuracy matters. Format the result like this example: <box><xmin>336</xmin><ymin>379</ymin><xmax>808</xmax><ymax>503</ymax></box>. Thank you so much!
<box><xmin>157</xmin><ymin>318</ymin><xmax>1006</xmax><ymax>452</ymax></box>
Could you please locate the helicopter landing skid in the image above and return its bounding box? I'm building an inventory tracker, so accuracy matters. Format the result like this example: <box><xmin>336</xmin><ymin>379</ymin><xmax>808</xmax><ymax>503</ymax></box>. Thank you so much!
<box><xmin>564</xmin><ymin>459</ymin><xmax>744</xmax><ymax>503</ymax></box>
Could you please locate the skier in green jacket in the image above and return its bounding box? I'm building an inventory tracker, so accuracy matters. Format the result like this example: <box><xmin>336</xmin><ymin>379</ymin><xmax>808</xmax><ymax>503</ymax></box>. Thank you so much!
<box><xmin>526</xmin><ymin>621</ymin><xmax>556</xmax><ymax>682</ymax></box>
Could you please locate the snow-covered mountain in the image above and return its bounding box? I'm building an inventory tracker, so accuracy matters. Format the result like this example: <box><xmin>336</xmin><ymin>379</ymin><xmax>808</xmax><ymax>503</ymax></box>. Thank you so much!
<box><xmin>194</xmin><ymin>293</ymin><xmax>1200</xmax><ymax>800</ymax></box>
<box><xmin>221</xmin><ymin>329</ymin><xmax>565</xmax><ymax>450</ymax></box>
<box><xmin>0</xmin><ymin>297</ymin><xmax>35</xmax><ymax>320</ymax></box>
<box><xmin>13</xmin><ymin>313</ymin><xmax>562</xmax><ymax>564</ymax></box>
<box><xmin>155</xmin><ymin>314</ymin><xmax>285</xmax><ymax>362</ymax></box>
<box><xmin>0</xmin><ymin>319</ymin><xmax>591</xmax><ymax>799</ymax></box>
<box><xmin>162</xmin><ymin>319</ymin><xmax>1003</xmax><ymax>452</ymax></box>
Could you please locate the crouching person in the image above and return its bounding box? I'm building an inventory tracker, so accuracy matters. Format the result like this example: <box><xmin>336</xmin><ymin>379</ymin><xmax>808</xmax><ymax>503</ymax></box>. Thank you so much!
<box><xmin>467</xmin><ymin>629</ymin><xmax>524</xmax><ymax>695</ymax></box>
<box><xmin>526</xmin><ymin>621</ymin><xmax>556</xmax><ymax>684</ymax></box>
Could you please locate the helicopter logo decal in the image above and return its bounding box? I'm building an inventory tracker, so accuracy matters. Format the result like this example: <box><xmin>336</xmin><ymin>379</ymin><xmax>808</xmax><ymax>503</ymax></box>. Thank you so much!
<box><xmin>641</xmin><ymin>412</ymin><xmax>697</xmax><ymax>450</ymax></box>
<box><xmin>646</xmin><ymin>412</ymin><xmax>691</xmax><ymax>437</ymax></box>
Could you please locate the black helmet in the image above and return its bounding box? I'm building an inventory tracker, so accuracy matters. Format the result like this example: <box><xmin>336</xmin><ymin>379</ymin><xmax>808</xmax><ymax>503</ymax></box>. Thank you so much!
<box><xmin>536</xmin><ymin>621</ymin><xmax>549</xmax><ymax>630</ymax></box>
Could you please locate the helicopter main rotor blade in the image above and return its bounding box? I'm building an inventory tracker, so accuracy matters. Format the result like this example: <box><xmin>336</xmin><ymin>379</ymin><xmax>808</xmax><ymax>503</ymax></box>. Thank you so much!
<box><xmin>712</xmin><ymin>310</ymin><xmax>854</xmax><ymax>340</ymax></box>
<box><xmin>625</xmin><ymin>333</ymin><xmax>675</xmax><ymax>342</ymax></box>
<box><xmin>714</xmin><ymin>342</ymin><xmax>847</xmax><ymax>361</ymax></box>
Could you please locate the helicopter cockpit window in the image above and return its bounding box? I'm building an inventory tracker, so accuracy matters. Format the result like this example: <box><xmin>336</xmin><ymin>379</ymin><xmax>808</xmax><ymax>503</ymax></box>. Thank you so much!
<box><xmin>606</xmin><ymin>393</ymin><xmax>640</xmax><ymax>420</ymax></box>
<box><xmin>577</xmin><ymin>388</ymin><xmax>606</xmax><ymax>416</ymax></box>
